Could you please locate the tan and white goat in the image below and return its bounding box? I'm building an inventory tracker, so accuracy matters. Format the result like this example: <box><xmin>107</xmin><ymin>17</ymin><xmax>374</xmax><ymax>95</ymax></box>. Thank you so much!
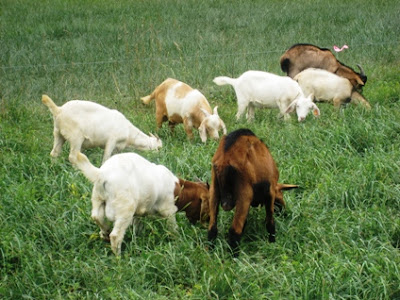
<box><xmin>141</xmin><ymin>78</ymin><xmax>226</xmax><ymax>142</ymax></box>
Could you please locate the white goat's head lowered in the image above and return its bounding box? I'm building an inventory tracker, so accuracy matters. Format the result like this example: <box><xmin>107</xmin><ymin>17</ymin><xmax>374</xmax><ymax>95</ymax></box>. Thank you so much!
<box><xmin>199</xmin><ymin>106</ymin><xmax>227</xmax><ymax>142</ymax></box>
<box><xmin>286</xmin><ymin>94</ymin><xmax>320</xmax><ymax>122</ymax></box>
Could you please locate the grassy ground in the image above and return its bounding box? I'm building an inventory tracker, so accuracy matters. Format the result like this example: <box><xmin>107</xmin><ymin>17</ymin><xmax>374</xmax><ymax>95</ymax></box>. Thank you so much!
<box><xmin>1</xmin><ymin>0</ymin><xmax>400</xmax><ymax>298</ymax></box>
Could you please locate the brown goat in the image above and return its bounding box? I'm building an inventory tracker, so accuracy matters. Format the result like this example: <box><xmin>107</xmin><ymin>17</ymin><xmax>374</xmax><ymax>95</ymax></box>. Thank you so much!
<box><xmin>207</xmin><ymin>129</ymin><xmax>298</xmax><ymax>256</ymax></box>
<box><xmin>280</xmin><ymin>43</ymin><xmax>367</xmax><ymax>90</ymax></box>
<box><xmin>175</xmin><ymin>178</ymin><xmax>210</xmax><ymax>225</ymax></box>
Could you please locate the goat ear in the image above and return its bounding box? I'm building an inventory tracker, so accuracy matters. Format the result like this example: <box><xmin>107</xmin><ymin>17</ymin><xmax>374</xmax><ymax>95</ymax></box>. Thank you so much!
<box><xmin>312</xmin><ymin>103</ymin><xmax>320</xmax><ymax>117</ymax></box>
<box><xmin>199</xmin><ymin>122</ymin><xmax>207</xmax><ymax>143</ymax></box>
<box><xmin>201</xmin><ymin>108</ymin><xmax>211</xmax><ymax>117</ymax></box>
<box><xmin>213</xmin><ymin>106</ymin><xmax>219</xmax><ymax>116</ymax></box>
<box><xmin>285</xmin><ymin>99</ymin><xmax>297</xmax><ymax>114</ymax></box>
<box><xmin>278</xmin><ymin>183</ymin><xmax>299</xmax><ymax>191</ymax></box>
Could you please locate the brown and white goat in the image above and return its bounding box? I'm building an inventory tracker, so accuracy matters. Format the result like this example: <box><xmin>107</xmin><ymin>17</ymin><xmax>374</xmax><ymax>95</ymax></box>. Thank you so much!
<box><xmin>280</xmin><ymin>43</ymin><xmax>367</xmax><ymax>90</ymax></box>
<box><xmin>74</xmin><ymin>151</ymin><xmax>209</xmax><ymax>256</ymax></box>
<box><xmin>141</xmin><ymin>78</ymin><xmax>227</xmax><ymax>142</ymax></box>
<box><xmin>207</xmin><ymin>129</ymin><xmax>298</xmax><ymax>256</ymax></box>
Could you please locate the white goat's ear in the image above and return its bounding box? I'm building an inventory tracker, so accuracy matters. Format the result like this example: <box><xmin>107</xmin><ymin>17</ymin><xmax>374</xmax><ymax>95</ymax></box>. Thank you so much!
<box><xmin>285</xmin><ymin>99</ymin><xmax>297</xmax><ymax>114</ymax></box>
<box><xmin>213</xmin><ymin>106</ymin><xmax>219</xmax><ymax>116</ymax></box>
<box><xmin>199</xmin><ymin>121</ymin><xmax>207</xmax><ymax>143</ymax></box>
<box><xmin>312</xmin><ymin>103</ymin><xmax>320</xmax><ymax>117</ymax></box>
<box><xmin>201</xmin><ymin>108</ymin><xmax>211</xmax><ymax>117</ymax></box>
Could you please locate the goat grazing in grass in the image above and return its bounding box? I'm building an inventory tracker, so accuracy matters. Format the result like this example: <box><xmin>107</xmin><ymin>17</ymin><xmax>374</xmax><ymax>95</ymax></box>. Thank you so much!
<box><xmin>294</xmin><ymin>68</ymin><xmax>371</xmax><ymax>109</ymax></box>
<box><xmin>42</xmin><ymin>95</ymin><xmax>162</xmax><ymax>164</ymax></box>
<box><xmin>280</xmin><ymin>43</ymin><xmax>367</xmax><ymax>90</ymax></box>
<box><xmin>141</xmin><ymin>78</ymin><xmax>227</xmax><ymax>142</ymax></box>
<box><xmin>213</xmin><ymin>70</ymin><xmax>320</xmax><ymax>122</ymax></box>
<box><xmin>74</xmin><ymin>152</ymin><xmax>209</xmax><ymax>256</ymax></box>
<box><xmin>207</xmin><ymin>129</ymin><xmax>298</xmax><ymax>256</ymax></box>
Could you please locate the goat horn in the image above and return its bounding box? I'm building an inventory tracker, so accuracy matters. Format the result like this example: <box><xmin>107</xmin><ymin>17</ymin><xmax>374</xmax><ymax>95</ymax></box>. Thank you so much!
<box><xmin>356</xmin><ymin>64</ymin><xmax>365</xmax><ymax>76</ymax></box>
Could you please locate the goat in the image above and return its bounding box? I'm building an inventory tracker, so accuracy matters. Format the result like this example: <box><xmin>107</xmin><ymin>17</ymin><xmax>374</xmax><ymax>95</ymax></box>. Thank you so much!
<box><xmin>280</xmin><ymin>43</ymin><xmax>367</xmax><ymax>90</ymax></box>
<box><xmin>42</xmin><ymin>95</ymin><xmax>162</xmax><ymax>165</ymax></box>
<box><xmin>207</xmin><ymin>128</ymin><xmax>298</xmax><ymax>256</ymax></box>
<box><xmin>141</xmin><ymin>78</ymin><xmax>227</xmax><ymax>142</ymax></box>
<box><xmin>74</xmin><ymin>152</ymin><xmax>210</xmax><ymax>256</ymax></box>
<box><xmin>294</xmin><ymin>68</ymin><xmax>371</xmax><ymax>109</ymax></box>
<box><xmin>213</xmin><ymin>70</ymin><xmax>320</xmax><ymax>122</ymax></box>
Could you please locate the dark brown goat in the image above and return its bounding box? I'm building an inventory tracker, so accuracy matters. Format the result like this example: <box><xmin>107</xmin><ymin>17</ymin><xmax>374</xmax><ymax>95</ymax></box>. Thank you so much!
<box><xmin>175</xmin><ymin>179</ymin><xmax>210</xmax><ymax>225</ymax></box>
<box><xmin>280</xmin><ymin>43</ymin><xmax>367</xmax><ymax>90</ymax></box>
<box><xmin>207</xmin><ymin>129</ymin><xmax>298</xmax><ymax>256</ymax></box>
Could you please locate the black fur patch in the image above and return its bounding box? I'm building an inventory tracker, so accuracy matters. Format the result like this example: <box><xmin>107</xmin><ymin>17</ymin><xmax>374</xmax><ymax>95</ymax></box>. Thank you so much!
<box><xmin>208</xmin><ymin>225</ymin><xmax>218</xmax><ymax>242</ymax></box>
<box><xmin>223</xmin><ymin>128</ymin><xmax>255</xmax><ymax>152</ymax></box>
<box><xmin>228</xmin><ymin>227</ymin><xmax>242</xmax><ymax>257</ymax></box>
<box><xmin>287</xmin><ymin>43</ymin><xmax>330</xmax><ymax>52</ymax></box>
<box><xmin>220</xmin><ymin>165</ymin><xmax>238</xmax><ymax>210</ymax></box>
<box><xmin>251</xmin><ymin>181</ymin><xmax>271</xmax><ymax>207</ymax></box>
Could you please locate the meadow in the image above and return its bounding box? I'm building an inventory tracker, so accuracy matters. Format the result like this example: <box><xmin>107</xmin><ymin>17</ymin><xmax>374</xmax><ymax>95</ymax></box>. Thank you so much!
<box><xmin>1</xmin><ymin>0</ymin><xmax>400</xmax><ymax>298</ymax></box>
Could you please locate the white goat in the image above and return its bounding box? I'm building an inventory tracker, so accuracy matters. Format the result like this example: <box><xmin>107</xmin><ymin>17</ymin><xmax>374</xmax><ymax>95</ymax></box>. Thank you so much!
<box><xmin>42</xmin><ymin>95</ymin><xmax>162</xmax><ymax>164</ymax></box>
<box><xmin>294</xmin><ymin>68</ymin><xmax>371</xmax><ymax>109</ymax></box>
<box><xmin>141</xmin><ymin>78</ymin><xmax>227</xmax><ymax>142</ymax></box>
<box><xmin>213</xmin><ymin>70</ymin><xmax>320</xmax><ymax>122</ymax></box>
<box><xmin>74</xmin><ymin>152</ymin><xmax>180</xmax><ymax>256</ymax></box>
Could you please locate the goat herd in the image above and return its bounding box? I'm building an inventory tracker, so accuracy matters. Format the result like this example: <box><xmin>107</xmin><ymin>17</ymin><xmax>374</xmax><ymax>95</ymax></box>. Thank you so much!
<box><xmin>42</xmin><ymin>43</ymin><xmax>370</xmax><ymax>256</ymax></box>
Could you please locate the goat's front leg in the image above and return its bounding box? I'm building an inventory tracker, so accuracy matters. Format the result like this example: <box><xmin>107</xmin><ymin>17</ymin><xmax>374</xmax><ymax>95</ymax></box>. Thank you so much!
<box><xmin>208</xmin><ymin>168</ymin><xmax>220</xmax><ymax>248</ymax></box>
<box><xmin>229</xmin><ymin>184</ymin><xmax>252</xmax><ymax>257</ymax></box>
<box><xmin>102</xmin><ymin>140</ymin><xmax>117</xmax><ymax>164</ymax></box>
<box><xmin>50</xmin><ymin>128</ymin><xmax>65</xmax><ymax>157</ymax></box>
<box><xmin>183</xmin><ymin>118</ymin><xmax>194</xmax><ymax>140</ymax></box>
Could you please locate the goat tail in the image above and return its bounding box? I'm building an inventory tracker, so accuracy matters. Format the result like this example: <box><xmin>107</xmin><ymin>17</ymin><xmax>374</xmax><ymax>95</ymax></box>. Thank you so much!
<box><xmin>74</xmin><ymin>152</ymin><xmax>101</xmax><ymax>183</ymax></box>
<box><xmin>140</xmin><ymin>94</ymin><xmax>154</xmax><ymax>105</ymax></box>
<box><xmin>213</xmin><ymin>76</ymin><xmax>236</xmax><ymax>87</ymax></box>
<box><xmin>42</xmin><ymin>95</ymin><xmax>61</xmax><ymax>116</ymax></box>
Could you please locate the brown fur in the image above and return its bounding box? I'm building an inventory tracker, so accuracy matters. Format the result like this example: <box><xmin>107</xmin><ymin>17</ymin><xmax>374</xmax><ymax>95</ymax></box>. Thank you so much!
<box><xmin>280</xmin><ymin>43</ymin><xmax>367</xmax><ymax>90</ymax></box>
<box><xmin>174</xmin><ymin>178</ymin><xmax>210</xmax><ymax>225</ymax></box>
<box><xmin>207</xmin><ymin>129</ymin><xmax>298</xmax><ymax>256</ymax></box>
<box><xmin>141</xmin><ymin>78</ymin><xmax>221</xmax><ymax>141</ymax></box>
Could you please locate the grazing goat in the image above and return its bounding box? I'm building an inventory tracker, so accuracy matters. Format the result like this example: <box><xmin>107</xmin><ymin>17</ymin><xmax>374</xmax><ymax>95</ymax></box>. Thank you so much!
<box><xmin>42</xmin><ymin>95</ymin><xmax>162</xmax><ymax>164</ymax></box>
<box><xmin>280</xmin><ymin>43</ymin><xmax>367</xmax><ymax>90</ymax></box>
<box><xmin>207</xmin><ymin>129</ymin><xmax>298</xmax><ymax>256</ymax></box>
<box><xmin>213</xmin><ymin>70</ymin><xmax>320</xmax><ymax>122</ymax></box>
<box><xmin>294</xmin><ymin>68</ymin><xmax>371</xmax><ymax>109</ymax></box>
<box><xmin>141</xmin><ymin>78</ymin><xmax>227</xmax><ymax>142</ymax></box>
<box><xmin>74</xmin><ymin>152</ymin><xmax>210</xmax><ymax>256</ymax></box>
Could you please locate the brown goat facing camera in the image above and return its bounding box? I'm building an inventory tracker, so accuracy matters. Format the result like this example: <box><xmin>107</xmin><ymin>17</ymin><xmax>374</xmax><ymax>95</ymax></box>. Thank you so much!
<box><xmin>207</xmin><ymin>129</ymin><xmax>298</xmax><ymax>256</ymax></box>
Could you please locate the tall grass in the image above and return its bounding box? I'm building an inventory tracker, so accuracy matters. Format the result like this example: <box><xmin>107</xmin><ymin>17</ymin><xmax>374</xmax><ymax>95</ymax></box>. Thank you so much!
<box><xmin>1</xmin><ymin>0</ymin><xmax>400</xmax><ymax>298</ymax></box>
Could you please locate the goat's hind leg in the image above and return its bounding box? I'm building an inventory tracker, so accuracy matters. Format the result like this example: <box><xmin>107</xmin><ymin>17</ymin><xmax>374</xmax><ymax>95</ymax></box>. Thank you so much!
<box><xmin>91</xmin><ymin>194</ymin><xmax>110</xmax><ymax>241</ymax></box>
<box><xmin>50</xmin><ymin>128</ymin><xmax>65</xmax><ymax>157</ymax></box>
<box><xmin>229</xmin><ymin>185</ymin><xmax>252</xmax><ymax>257</ymax></box>
<box><xmin>110</xmin><ymin>217</ymin><xmax>132</xmax><ymax>256</ymax></box>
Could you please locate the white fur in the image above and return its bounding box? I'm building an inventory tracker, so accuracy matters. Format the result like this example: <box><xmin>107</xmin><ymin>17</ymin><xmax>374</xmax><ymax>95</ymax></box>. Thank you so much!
<box><xmin>74</xmin><ymin>152</ymin><xmax>179</xmax><ymax>256</ymax></box>
<box><xmin>213</xmin><ymin>70</ymin><xmax>320</xmax><ymax>122</ymax></box>
<box><xmin>141</xmin><ymin>78</ymin><xmax>227</xmax><ymax>142</ymax></box>
<box><xmin>42</xmin><ymin>95</ymin><xmax>162</xmax><ymax>164</ymax></box>
<box><xmin>294</xmin><ymin>68</ymin><xmax>371</xmax><ymax>108</ymax></box>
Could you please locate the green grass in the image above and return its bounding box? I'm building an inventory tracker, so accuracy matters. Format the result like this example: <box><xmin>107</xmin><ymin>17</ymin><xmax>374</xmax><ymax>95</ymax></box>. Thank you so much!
<box><xmin>1</xmin><ymin>0</ymin><xmax>400</xmax><ymax>298</ymax></box>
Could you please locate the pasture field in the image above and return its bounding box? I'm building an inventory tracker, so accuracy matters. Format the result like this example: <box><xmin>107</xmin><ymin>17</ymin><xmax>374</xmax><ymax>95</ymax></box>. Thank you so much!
<box><xmin>1</xmin><ymin>0</ymin><xmax>400</xmax><ymax>298</ymax></box>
